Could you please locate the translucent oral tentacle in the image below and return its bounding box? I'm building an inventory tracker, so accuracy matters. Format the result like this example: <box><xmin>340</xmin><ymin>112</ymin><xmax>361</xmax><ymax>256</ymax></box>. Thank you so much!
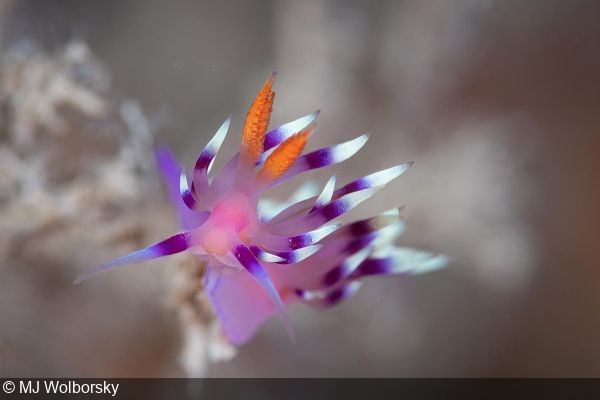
<box><xmin>294</xmin><ymin>281</ymin><xmax>363</xmax><ymax>309</ymax></box>
<box><xmin>258</xmin><ymin>110</ymin><xmax>320</xmax><ymax>165</ymax></box>
<box><xmin>233</xmin><ymin>244</ymin><xmax>295</xmax><ymax>342</ymax></box>
<box><xmin>191</xmin><ymin>116</ymin><xmax>231</xmax><ymax>198</ymax></box>
<box><xmin>180</xmin><ymin>171</ymin><xmax>201</xmax><ymax>210</ymax></box>
<box><xmin>195</xmin><ymin>116</ymin><xmax>231</xmax><ymax>173</ymax></box>
<box><xmin>75</xmin><ymin>232</ymin><xmax>192</xmax><ymax>284</ymax></box>
<box><xmin>321</xmin><ymin>247</ymin><xmax>372</xmax><ymax>287</ymax></box>
<box><xmin>249</xmin><ymin>246</ymin><xmax>287</xmax><ymax>263</ymax></box>
<box><xmin>336</xmin><ymin>162</ymin><xmax>413</xmax><ymax>198</ymax></box>
<box><xmin>325</xmin><ymin>210</ymin><xmax>404</xmax><ymax>241</ymax></box>
<box><xmin>267</xmin><ymin>133</ymin><xmax>369</xmax><ymax>188</ymax></box>
<box><xmin>155</xmin><ymin>147</ymin><xmax>210</xmax><ymax>230</ymax></box>
<box><xmin>267</xmin><ymin>163</ymin><xmax>408</xmax><ymax>226</ymax></box>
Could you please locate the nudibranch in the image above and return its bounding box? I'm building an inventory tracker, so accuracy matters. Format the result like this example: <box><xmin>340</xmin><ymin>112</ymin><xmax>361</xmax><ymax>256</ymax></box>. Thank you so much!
<box><xmin>77</xmin><ymin>72</ymin><xmax>447</xmax><ymax>345</ymax></box>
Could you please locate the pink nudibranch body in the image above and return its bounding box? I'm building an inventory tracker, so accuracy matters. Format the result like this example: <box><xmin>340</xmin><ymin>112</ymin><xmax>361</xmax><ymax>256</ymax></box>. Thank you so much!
<box><xmin>77</xmin><ymin>73</ymin><xmax>447</xmax><ymax>345</ymax></box>
<box><xmin>194</xmin><ymin>192</ymin><xmax>256</xmax><ymax>257</ymax></box>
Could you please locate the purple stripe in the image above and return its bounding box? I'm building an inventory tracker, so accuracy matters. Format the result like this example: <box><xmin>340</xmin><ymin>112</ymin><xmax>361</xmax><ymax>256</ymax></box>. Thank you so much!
<box><xmin>289</xmin><ymin>234</ymin><xmax>311</xmax><ymax>250</ymax></box>
<box><xmin>270</xmin><ymin>188</ymin><xmax>379</xmax><ymax>237</ymax></box>
<box><xmin>321</xmin><ymin>247</ymin><xmax>371</xmax><ymax>287</ymax></box>
<box><xmin>345</xmin><ymin>235</ymin><xmax>377</xmax><ymax>254</ymax></box>
<box><xmin>320</xmin><ymin>200</ymin><xmax>346</xmax><ymax>221</ymax></box>
<box><xmin>194</xmin><ymin>151</ymin><xmax>215</xmax><ymax>171</ymax></box>
<box><xmin>336</xmin><ymin>163</ymin><xmax>413</xmax><ymax>198</ymax></box>
<box><xmin>262</xmin><ymin>111</ymin><xmax>320</xmax><ymax>153</ymax></box>
<box><xmin>235</xmin><ymin>245</ymin><xmax>268</xmax><ymax>277</ymax></box>
<box><xmin>262</xmin><ymin>224</ymin><xmax>340</xmax><ymax>252</ymax></box>
<box><xmin>252</xmin><ymin>245</ymin><xmax>320</xmax><ymax>264</ymax></box>
<box><xmin>304</xmin><ymin>148</ymin><xmax>336</xmax><ymax>168</ymax></box>
<box><xmin>323</xmin><ymin>265</ymin><xmax>345</xmax><ymax>287</ymax></box>
<box><xmin>325</xmin><ymin>285</ymin><xmax>348</xmax><ymax>306</ymax></box>
<box><xmin>348</xmin><ymin>219</ymin><xmax>374</xmax><ymax>237</ymax></box>
<box><xmin>276</xmin><ymin>246</ymin><xmax>320</xmax><ymax>264</ymax></box>
<box><xmin>318</xmin><ymin>187</ymin><xmax>379</xmax><ymax>222</ymax></box>
<box><xmin>180</xmin><ymin>172</ymin><xmax>199</xmax><ymax>209</ymax></box>
<box><xmin>269</xmin><ymin>134</ymin><xmax>368</xmax><ymax>188</ymax></box>
<box><xmin>339</xmin><ymin>214</ymin><xmax>400</xmax><ymax>238</ymax></box>
<box><xmin>194</xmin><ymin>116</ymin><xmax>230</xmax><ymax>171</ymax></box>
<box><xmin>267</xmin><ymin>165</ymin><xmax>408</xmax><ymax>228</ymax></box>
<box><xmin>336</xmin><ymin>178</ymin><xmax>370</xmax><ymax>199</ymax></box>
<box><xmin>295</xmin><ymin>282</ymin><xmax>362</xmax><ymax>309</ymax></box>
<box><xmin>349</xmin><ymin>258</ymin><xmax>394</xmax><ymax>280</ymax></box>
<box><xmin>75</xmin><ymin>232</ymin><xmax>191</xmax><ymax>284</ymax></box>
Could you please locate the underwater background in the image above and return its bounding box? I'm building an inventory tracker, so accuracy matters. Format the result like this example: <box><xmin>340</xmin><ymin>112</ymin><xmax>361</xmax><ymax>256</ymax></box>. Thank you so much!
<box><xmin>0</xmin><ymin>0</ymin><xmax>599</xmax><ymax>377</ymax></box>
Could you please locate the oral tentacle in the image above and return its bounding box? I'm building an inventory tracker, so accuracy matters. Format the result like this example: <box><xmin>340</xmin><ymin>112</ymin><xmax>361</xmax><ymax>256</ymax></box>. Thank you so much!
<box><xmin>335</xmin><ymin>162</ymin><xmax>413</xmax><ymax>198</ymax></box>
<box><xmin>348</xmin><ymin>248</ymin><xmax>449</xmax><ymax>281</ymax></box>
<box><xmin>325</xmin><ymin>210</ymin><xmax>405</xmax><ymax>241</ymax></box>
<box><xmin>321</xmin><ymin>247</ymin><xmax>373</xmax><ymax>287</ymax></box>
<box><xmin>75</xmin><ymin>232</ymin><xmax>192</xmax><ymax>284</ymax></box>
<box><xmin>180</xmin><ymin>171</ymin><xmax>202</xmax><ymax>210</ymax></box>
<box><xmin>270</xmin><ymin>186</ymin><xmax>381</xmax><ymax>236</ymax></box>
<box><xmin>267</xmin><ymin>133</ymin><xmax>369</xmax><ymax>188</ymax></box>
<box><xmin>267</xmin><ymin>163</ymin><xmax>407</xmax><ymax>227</ymax></box>
<box><xmin>155</xmin><ymin>147</ymin><xmax>210</xmax><ymax>230</ymax></box>
<box><xmin>191</xmin><ymin>115</ymin><xmax>231</xmax><ymax>200</ymax></box>
<box><xmin>294</xmin><ymin>281</ymin><xmax>363</xmax><ymax>309</ymax></box>
<box><xmin>258</xmin><ymin>224</ymin><xmax>341</xmax><ymax>252</ymax></box>
<box><xmin>252</xmin><ymin>245</ymin><xmax>322</xmax><ymax>265</ymax></box>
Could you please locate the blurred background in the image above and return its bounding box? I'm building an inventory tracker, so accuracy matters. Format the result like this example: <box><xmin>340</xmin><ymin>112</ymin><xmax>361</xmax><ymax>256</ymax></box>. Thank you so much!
<box><xmin>0</xmin><ymin>0</ymin><xmax>599</xmax><ymax>377</ymax></box>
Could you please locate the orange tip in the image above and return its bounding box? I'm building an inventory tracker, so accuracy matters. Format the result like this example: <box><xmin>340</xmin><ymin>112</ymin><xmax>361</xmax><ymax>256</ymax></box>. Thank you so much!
<box><xmin>241</xmin><ymin>72</ymin><xmax>277</xmax><ymax>164</ymax></box>
<box><xmin>258</xmin><ymin>123</ymin><xmax>314</xmax><ymax>181</ymax></box>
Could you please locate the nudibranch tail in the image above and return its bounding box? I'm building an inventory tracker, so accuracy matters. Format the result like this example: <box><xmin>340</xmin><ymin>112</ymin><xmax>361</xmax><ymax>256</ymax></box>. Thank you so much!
<box><xmin>233</xmin><ymin>244</ymin><xmax>296</xmax><ymax>343</ymax></box>
<box><xmin>78</xmin><ymin>73</ymin><xmax>446</xmax><ymax>346</ymax></box>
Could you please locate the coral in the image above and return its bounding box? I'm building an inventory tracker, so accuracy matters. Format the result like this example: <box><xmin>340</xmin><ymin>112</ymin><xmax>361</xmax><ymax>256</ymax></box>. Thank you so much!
<box><xmin>0</xmin><ymin>40</ymin><xmax>233</xmax><ymax>377</ymax></box>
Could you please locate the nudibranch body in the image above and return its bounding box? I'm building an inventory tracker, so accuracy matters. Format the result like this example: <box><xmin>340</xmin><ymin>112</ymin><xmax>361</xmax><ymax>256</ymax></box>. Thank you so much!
<box><xmin>77</xmin><ymin>73</ymin><xmax>447</xmax><ymax>345</ymax></box>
